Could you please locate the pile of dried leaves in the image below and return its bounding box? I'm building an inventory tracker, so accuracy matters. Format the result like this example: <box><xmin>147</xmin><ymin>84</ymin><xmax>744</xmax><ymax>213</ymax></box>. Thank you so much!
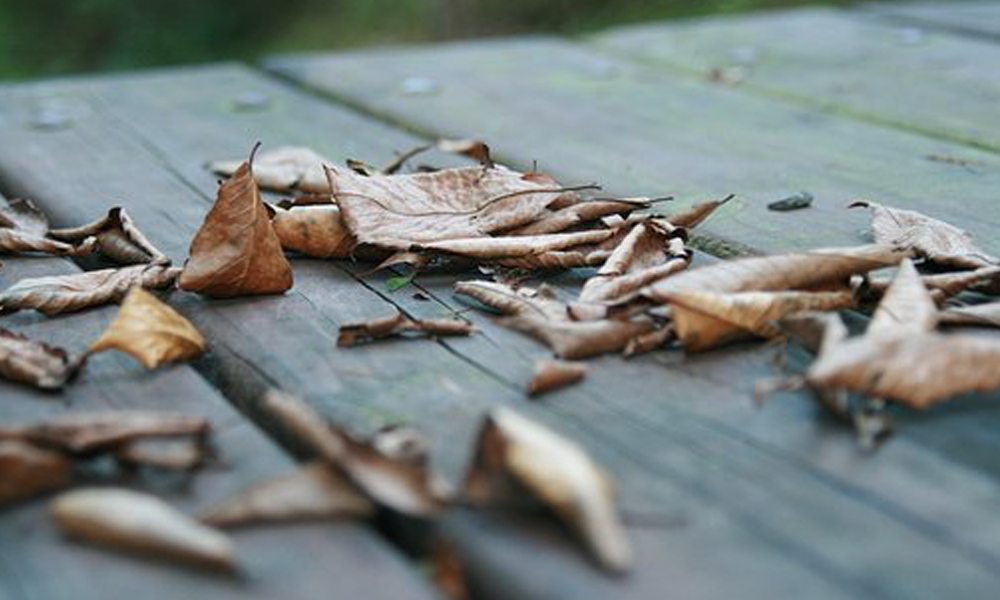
<box><xmin>3</xmin><ymin>138</ymin><xmax>1000</xmax><ymax>581</ymax></box>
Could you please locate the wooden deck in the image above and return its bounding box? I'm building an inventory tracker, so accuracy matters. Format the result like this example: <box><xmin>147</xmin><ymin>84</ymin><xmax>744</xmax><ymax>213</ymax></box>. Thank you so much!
<box><xmin>2</xmin><ymin>2</ymin><xmax>1000</xmax><ymax>598</ymax></box>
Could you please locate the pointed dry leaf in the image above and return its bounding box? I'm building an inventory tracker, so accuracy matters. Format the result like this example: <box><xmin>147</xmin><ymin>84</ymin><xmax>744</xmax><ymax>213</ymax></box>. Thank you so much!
<box><xmin>866</xmin><ymin>259</ymin><xmax>936</xmax><ymax>340</ymax></box>
<box><xmin>0</xmin><ymin>329</ymin><xmax>80</xmax><ymax>390</ymax></box>
<box><xmin>939</xmin><ymin>302</ymin><xmax>1000</xmax><ymax>328</ymax></box>
<box><xmin>263</xmin><ymin>390</ymin><xmax>446</xmax><ymax>516</ymax></box>
<box><xmin>180</xmin><ymin>151</ymin><xmax>293</xmax><ymax>297</ymax></box>
<box><xmin>526</xmin><ymin>360</ymin><xmax>587</xmax><ymax>397</ymax></box>
<box><xmin>337</xmin><ymin>311</ymin><xmax>474</xmax><ymax>347</ymax></box>
<box><xmin>0</xmin><ymin>440</ymin><xmax>72</xmax><ymax>506</ymax></box>
<box><xmin>464</xmin><ymin>408</ymin><xmax>631</xmax><ymax>573</ymax></box>
<box><xmin>52</xmin><ymin>488</ymin><xmax>234</xmax><ymax>571</ymax></box>
<box><xmin>88</xmin><ymin>287</ymin><xmax>205</xmax><ymax>369</ymax></box>
<box><xmin>270</xmin><ymin>204</ymin><xmax>354</xmax><ymax>258</ymax></box>
<box><xmin>201</xmin><ymin>462</ymin><xmax>374</xmax><ymax>527</ymax></box>
<box><xmin>49</xmin><ymin>207</ymin><xmax>169</xmax><ymax>265</ymax></box>
<box><xmin>666</xmin><ymin>194</ymin><xmax>733</xmax><ymax>228</ymax></box>
<box><xmin>0</xmin><ymin>412</ymin><xmax>209</xmax><ymax>455</ymax></box>
<box><xmin>849</xmin><ymin>200</ymin><xmax>996</xmax><ymax>269</ymax></box>
<box><xmin>0</xmin><ymin>263</ymin><xmax>179</xmax><ymax>316</ymax></box>
<box><xmin>665</xmin><ymin>289</ymin><xmax>854</xmax><ymax>351</ymax></box>
<box><xmin>330</xmin><ymin>164</ymin><xmax>579</xmax><ymax>250</ymax></box>
<box><xmin>209</xmin><ymin>146</ymin><xmax>333</xmax><ymax>193</ymax></box>
<box><xmin>807</xmin><ymin>333</ymin><xmax>1000</xmax><ymax>409</ymax></box>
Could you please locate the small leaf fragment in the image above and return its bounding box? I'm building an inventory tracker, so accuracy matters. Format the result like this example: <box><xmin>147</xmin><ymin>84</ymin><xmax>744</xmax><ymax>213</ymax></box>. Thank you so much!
<box><xmin>526</xmin><ymin>359</ymin><xmax>587</xmax><ymax>397</ymax></box>
<box><xmin>0</xmin><ymin>329</ymin><xmax>80</xmax><ymax>390</ymax></box>
<box><xmin>337</xmin><ymin>311</ymin><xmax>473</xmax><ymax>347</ymax></box>
<box><xmin>0</xmin><ymin>440</ymin><xmax>72</xmax><ymax>506</ymax></box>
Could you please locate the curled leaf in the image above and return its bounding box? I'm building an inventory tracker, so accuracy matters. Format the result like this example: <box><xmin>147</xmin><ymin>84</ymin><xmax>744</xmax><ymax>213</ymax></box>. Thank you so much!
<box><xmin>88</xmin><ymin>287</ymin><xmax>205</xmax><ymax>369</ymax></box>
<box><xmin>0</xmin><ymin>329</ymin><xmax>80</xmax><ymax>390</ymax></box>
<box><xmin>270</xmin><ymin>204</ymin><xmax>354</xmax><ymax>258</ymax></box>
<box><xmin>509</xmin><ymin>198</ymin><xmax>652</xmax><ymax>236</ymax></box>
<box><xmin>337</xmin><ymin>311</ymin><xmax>473</xmax><ymax>347</ymax></box>
<box><xmin>180</xmin><ymin>149</ymin><xmax>293</xmax><ymax>297</ymax></box>
<box><xmin>51</xmin><ymin>488</ymin><xmax>235</xmax><ymax>571</ymax></box>
<box><xmin>0</xmin><ymin>198</ymin><xmax>79</xmax><ymax>256</ymax></box>
<box><xmin>0</xmin><ymin>440</ymin><xmax>72</xmax><ymax>506</ymax></box>
<box><xmin>0</xmin><ymin>263</ymin><xmax>180</xmax><ymax>316</ymax></box>
<box><xmin>849</xmin><ymin>200</ymin><xmax>996</xmax><ymax>269</ymax></box>
<box><xmin>49</xmin><ymin>207</ymin><xmax>169</xmax><ymax>265</ymax></box>
<box><xmin>200</xmin><ymin>462</ymin><xmax>374</xmax><ymax>527</ymax></box>
<box><xmin>420</xmin><ymin>229</ymin><xmax>613</xmax><ymax>260</ymax></box>
<box><xmin>579</xmin><ymin>222</ymin><xmax>690</xmax><ymax>305</ymax></box>
<box><xmin>0</xmin><ymin>412</ymin><xmax>209</xmax><ymax>455</ymax></box>
<box><xmin>464</xmin><ymin>408</ymin><xmax>631</xmax><ymax>573</ymax></box>
<box><xmin>526</xmin><ymin>359</ymin><xmax>587</xmax><ymax>397</ymax></box>
<box><xmin>209</xmin><ymin>146</ymin><xmax>332</xmax><ymax>193</ymax></box>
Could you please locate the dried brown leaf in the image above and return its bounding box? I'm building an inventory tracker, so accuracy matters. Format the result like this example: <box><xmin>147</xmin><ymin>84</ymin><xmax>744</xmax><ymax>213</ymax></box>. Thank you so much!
<box><xmin>0</xmin><ymin>263</ymin><xmax>179</xmax><ymax>316</ymax></box>
<box><xmin>464</xmin><ymin>408</ymin><xmax>631</xmax><ymax>573</ymax></box>
<box><xmin>509</xmin><ymin>198</ymin><xmax>652</xmax><ymax>236</ymax></box>
<box><xmin>52</xmin><ymin>488</ymin><xmax>234</xmax><ymax>571</ymax></box>
<box><xmin>180</xmin><ymin>151</ymin><xmax>293</xmax><ymax>297</ymax></box>
<box><xmin>0</xmin><ymin>412</ymin><xmax>209</xmax><ymax>455</ymax></box>
<box><xmin>0</xmin><ymin>198</ymin><xmax>82</xmax><ymax>256</ymax></box>
<box><xmin>666</xmin><ymin>194</ymin><xmax>733</xmax><ymax>228</ymax></box>
<box><xmin>579</xmin><ymin>222</ymin><xmax>690</xmax><ymax>305</ymax></box>
<box><xmin>337</xmin><ymin>311</ymin><xmax>474</xmax><ymax>347</ymax></box>
<box><xmin>526</xmin><ymin>359</ymin><xmax>587</xmax><ymax>397</ymax></box>
<box><xmin>263</xmin><ymin>391</ymin><xmax>446</xmax><ymax>516</ymax></box>
<box><xmin>0</xmin><ymin>440</ymin><xmax>72</xmax><ymax>506</ymax></box>
<box><xmin>88</xmin><ymin>287</ymin><xmax>205</xmax><ymax>369</ymax></box>
<box><xmin>0</xmin><ymin>329</ymin><xmax>80</xmax><ymax>390</ymax></box>
<box><xmin>849</xmin><ymin>200</ymin><xmax>996</xmax><ymax>269</ymax></box>
<box><xmin>115</xmin><ymin>438</ymin><xmax>207</xmax><ymax>471</ymax></box>
<box><xmin>419</xmin><ymin>229</ymin><xmax>613</xmax><ymax>260</ymax></box>
<box><xmin>50</xmin><ymin>207</ymin><xmax>169</xmax><ymax>265</ymax></box>
<box><xmin>866</xmin><ymin>259</ymin><xmax>936</xmax><ymax>340</ymax></box>
<box><xmin>270</xmin><ymin>204</ymin><xmax>354</xmax><ymax>258</ymax></box>
<box><xmin>939</xmin><ymin>302</ymin><xmax>1000</xmax><ymax>328</ymax></box>
<box><xmin>777</xmin><ymin>311</ymin><xmax>848</xmax><ymax>355</ymax></box>
<box><xmin>209</xmin><ymin>146</ymin><xmax>332</xmax><ymax>193</ymax></box>
<box><xmin>864</xmin><ymin>265</ymin><xmax>1000</xmax><ymax>302</ymax></box>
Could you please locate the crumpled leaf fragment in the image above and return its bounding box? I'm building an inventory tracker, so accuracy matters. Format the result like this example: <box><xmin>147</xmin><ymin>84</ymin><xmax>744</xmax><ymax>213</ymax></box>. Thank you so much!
<box><xmin>0</xmin><ymin>263</ymin><xmax>180</xmax><ymax>316</ymax></box>
<box><xmin>509</xmin><ymin>197</ymin><xmax>653</xmax><ymax>236</ymax></box>
<box><xmin>49</xmin><ymin>207</ymin><xmax>169</xmax><ymax>265</ymax></box>
<box><xmin>0</xmin><ymin>440</ymin><xmax>72</xmax><ymax>506</ymax></box>
<box><xmin>850</xmin><ymin>200</ymin><xmax>997</xmax><ymax>269</ymax></box>
<box><xmin>526</xmin><ymin>359</ymin><xmax>587</xmax><ymax>397</ymax></box>
<box><xmin>455</xmin><ymin>280</ymin><xmax>656</xmax><ymax>359</ymax></box>
<box><xmin>665</xmin><ymin>289</ymin><xmax>854</xmax><ymax>351</ymax></box>
<box><xmin>51</xmin><ymin>488</ymin><xmax>235</xmax><ymax>571</ymax></box>
<box><xmin>263</xmin><ymin>390</ymin><xmax>447</xmax><ymax>517</ymax></box>
<box><xmin>200</xmin><ymin>462</ymin><xmax>374</xmax><ymax>527</ymax></box>
<box><xmin>0</xmin><ymin>412</ymin><xmax>209</xmax><ymax>455</ymax></box>
<box><xmin>0</xmin><ymin>198</ymin><xmax>80</xmax><ymax>256</ymax></box>
<box><xmin>270</xmin><ymin>204</ymin><xmax>354</xmax><ymax>258</ymax></box>
<box><xmin>464</xmin><ymin>408</ymin><xmax>631</xmax><ymax>573</ymax></box>
<box><xmin>0</xmin><ymin>329</ymin><xmax>81</xmax><ymax>390</ymax></box>
<box><xmin>88</xmin><ymin>287</ymin><xmax>205</xmax><ymax>369</ymax></box>
<box><xmin>209</xmin><ymin>146</ymin><xmax>333</xmax><ymax>193</ymax></box>
<box><xmin>180</xmin><ymin>148</ymin><xmax>293</xmax><ymax>297</ymax></box>
<box><xmin>337</xmin><ymin>311</ymin><xmax>473</xmax><ymax>347</ymax></box>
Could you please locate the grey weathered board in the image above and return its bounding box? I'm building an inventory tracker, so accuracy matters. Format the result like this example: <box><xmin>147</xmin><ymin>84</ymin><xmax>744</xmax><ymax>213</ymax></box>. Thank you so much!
<box><xmin>869</xmin><ymin>1</ymin><xmax>1000</xmax><ymax>41</ymax></box>
<box><xmin>265</xmin><ymin>38</ymin><xmax>1000</xmax><ymax>260</ymax></box>
<box><xmin>594</xmin><ymin>7</ymin><xmax>1000</xmax><ymax>151</ymax></box>
<box><xmin>3</xmin><ymin>60</ymin><xmax>1000</xmax><ymax>599</ymax></box>
<box><xmin>0</xmin><ymin>194</ymin><xmax>439</xmax><ymax>599</ymax></box>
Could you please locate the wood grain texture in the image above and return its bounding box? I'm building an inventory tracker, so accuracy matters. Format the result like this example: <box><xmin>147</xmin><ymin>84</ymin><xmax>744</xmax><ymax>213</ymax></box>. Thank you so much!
<box><xmin>0</xmin><ymin>194</ymin><xmax>437</xmax><ymax>600</ymax></box>
<box><xmin>595</xmin><ymin>7</ymin><xmax>1000</xmax><ymax>151</ymax></box>
<box><xmin>3</xmin><ymin>65</ymin><xmax>1000</xmax><ymax>598</ymax></box>
<box><xmin>266</xmin><ymin>38</ymin><xmax>1000</xmax><ymax>259</ymax></box>
<box><xmin>868</xmin><ymin>1</ymin><xmax>1000</xmax><ymax>41</ymax></box>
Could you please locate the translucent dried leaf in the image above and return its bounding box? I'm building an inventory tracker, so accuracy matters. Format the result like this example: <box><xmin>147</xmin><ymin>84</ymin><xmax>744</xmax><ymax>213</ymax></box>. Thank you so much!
<box><xmin>209</xmin><ymin>146</ymin><xmax>332</xmax><ymax>193</ymax></box>
<box><xmin>337</xmin><ymin>311</ymin><xmax>473</xmax><ymax>347</ymax></box>
<box><xmin>526</xmin><ymin>359</ymin><xmax>587</xmax><ymax>397</ymax></box>
<box><xmin>270</xmin><ymin>204</ymin><xmax>354</xmax><ymax>258</ymax></box>
<box><xmin>464</xmin><ymin>408</ymin><xmax>631</xmax><ymax>573</ymax></box>
<box><xmin>665</xmin><ymin>289</ymin><xmax>854</xmax><ymax>351</ymax></box>
<box><xmin>180</xmin><ymin>152</ymin><xmax>293</xmax><ymax>297</ymax></box>
<box><xmin>49</xmin><ymin>207</ymin><xmax>169</xmax><ymax>265</ymax></box>
<box><xmin>850</xmin><ymin>200</ymin><xmax>997</xmax><ymax>269</ymax></box>
<box><xmin>89</xmin><ymin>287</ymin><xmax>205</xmax><ymax>369</ymax></box>
<box><xmin>0</xmin><ymin>264</ymin><xmax>180</xmax><ymax>316</ymax></box>
<box><xmin>263</xmin><ymin>390</ymin><xmax>446</xmax><ymax>516</ymax></box>
<box><xmin>0</xmin><ymin>412</ymin><xmax>209</xmax><ymax>455</ymax></box>
<box><xmin>0</xmin><ymin>440</ymin><xmax>72</xmax><ymax>506</ymax></box>
<box><xmin>52</xmin><ymin>488</ymin><xmax>234</xmax><ymax>571</ymax></box>
<box><xmin>200</xmin><ymin>462</ymin><xmax>374</xmax><ymax>527</ymax></box>
<box><xmin>866</xmin><ymin>259</ymin><xmax>936</xmax><ymax>340</ymax></box>
<box><xmin>0</xmin><ymin>329</ymin><xmax>80</xmax><ymax>390</ymax></box>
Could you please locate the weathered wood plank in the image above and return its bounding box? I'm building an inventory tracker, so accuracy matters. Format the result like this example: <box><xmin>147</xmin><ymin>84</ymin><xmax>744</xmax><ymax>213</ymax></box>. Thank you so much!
<box><xmin>594</xmin><ymin>7</ymin><xmax>1000</xmax><ymax>151</ymax></box>
<box><xmin>266</xmin><ymin>39</ymin><xmax>1000</xmax><ymax>260</ymax></box>
<box><xmin>868</xmin><ymin>1</ymin><xmax>1000</xmax><ymax>41</ymax></box>
<box><xmin>0</xmin><ymin>197</ymin><xmax>438</xmax><ymax>599</ymax></box>
<box><xmin>3</xmin><ymin>65</ymin><xmax>1000</xmax><ymax>598</ymax></box>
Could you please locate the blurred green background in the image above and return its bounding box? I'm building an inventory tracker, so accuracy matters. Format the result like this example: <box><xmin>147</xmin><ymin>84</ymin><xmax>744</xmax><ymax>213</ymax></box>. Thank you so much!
<box><xmin>0</xmin><ymin>0</ymin><xmax>861</xmax><ymax>79</ymax></box>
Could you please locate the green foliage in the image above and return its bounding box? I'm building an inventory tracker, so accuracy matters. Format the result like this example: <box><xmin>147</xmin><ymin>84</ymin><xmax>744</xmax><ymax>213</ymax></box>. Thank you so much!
<box><xmin>0</xmin><ymin>0</ymin><xmax>859</xmax><ymax>79</ymax></box>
